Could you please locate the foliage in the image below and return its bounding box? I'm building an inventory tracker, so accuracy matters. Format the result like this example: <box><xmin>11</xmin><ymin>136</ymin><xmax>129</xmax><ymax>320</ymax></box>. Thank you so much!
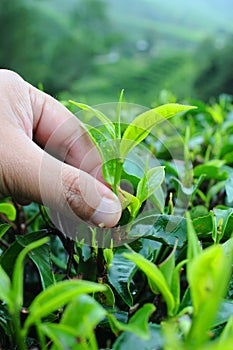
<box><xmin>0</xmin><ymin>95</ymin><xmax>233</xmax><ymax>349</ymax></box>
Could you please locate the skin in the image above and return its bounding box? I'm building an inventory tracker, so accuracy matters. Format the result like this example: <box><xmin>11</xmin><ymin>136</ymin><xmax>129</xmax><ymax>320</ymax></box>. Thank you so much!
<box><xmin>0</xmin><ymin>70</ymin><xmax>121</xmax><ymax>227</ymax></box>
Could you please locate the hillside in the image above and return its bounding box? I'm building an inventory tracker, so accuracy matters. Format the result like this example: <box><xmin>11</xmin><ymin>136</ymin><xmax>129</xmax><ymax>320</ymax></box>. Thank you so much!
<box><xmin>106</xmin><ymin>0</ymin><xmax>233</xmax><ymax>51</ymax></box>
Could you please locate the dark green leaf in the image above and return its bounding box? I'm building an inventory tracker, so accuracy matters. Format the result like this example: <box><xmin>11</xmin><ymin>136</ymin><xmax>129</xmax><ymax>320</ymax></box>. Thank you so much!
<box><xmin>0</xmin><ymin>224</ymin><xmax>12</xmax><ymax>240</ymax></box>
<box><xmin>140</xmin><ymin>215</ymin><xmax>188</xmax><ymax>247</ymax></box>
<box><xmin>194</xmin><ymin>160</ymin><xmax>228</xmax><ymax>180</ymax></box>
<box><xmin>108</xmin><ymin>247</ymin><xmax>137</xmax><ymax>306</ymax></box>
<box><xmin>12</xmin><ymin>237</ymin><xmax>49</xmax><ymax>311</ymax></box>
<box><xmin>112</xmin><ymin>323</ymin><xmax>163</xmax><ymax>350</ymax></box>
<box><xmin>17</xmin><ymin>235</ymin><xmax>54</xmax><ymax>289</ymax></box>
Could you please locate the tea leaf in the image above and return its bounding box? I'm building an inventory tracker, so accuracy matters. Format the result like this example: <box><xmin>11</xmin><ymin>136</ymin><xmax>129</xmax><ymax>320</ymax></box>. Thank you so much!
<box><xmin>69</xmin><ymin>100</ymin><xmax>115</xmax><ymax>138</ymax></box>
<box><xmin>0</xmin><ymin>203</ymin><xmax>16</xmax><ymax>221</ymax></box>
<box><xmin>108</xmin><ymin>303</ymin><xmax>155</xmax><ymax>340</ymax></box>
<box><xmin>61</xmin><ymin>294</ymin><xmax>106</xmax><ymax>335</ymax></box>
<box><xmin>0</xmin><ymin>223</ymin><xmax>12</xmax><ymax>240</ymax></box>
<box><xmin>186</xmin><ymin>213</ymin><xmax>202</xmax><ymax>274</ymax></box>
<box><xmin>12</xmin><ymin>237</ymin><xmax>49</xmax><ymax>311</ymax></box>
<box><xmin>108</xmin><ymin>247</ymin><xmax>137</xmax><ymax>306</ymax></box>
<box><xmin>120</xmin><ymin>104</ymin><xmax>196</xmax><ymax>158</ymax></box>
<box><xmin>137</xmin><ymin>166</ymin><xmax>165</xmax><ymax>203</ymax></box>
<box><xmin>187</xmin><ymin>244</ymin><xmax>232</xmax><ymax>346</ymax></box>
<box><xmin>0</xmin><ymin>266</ymin><xmax>12</xmax><ymax>307</ymax></box>
<box><xmin>112</xmin><ymin>323</ymin><xmax>163</xmax><ymax>350</ymax></box>
<box><xmin>124</xmin><ymin>251</ymin><xmax>175</xmax><ymax>315</ymax></box>
<box><xmin>25</xmin><ymin>280</ymin><xmax>106</xmax><ymax>328</ymax></box>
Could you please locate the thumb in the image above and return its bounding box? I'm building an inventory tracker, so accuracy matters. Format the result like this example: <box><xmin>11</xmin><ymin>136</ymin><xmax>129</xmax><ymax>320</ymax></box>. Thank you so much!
<box><xmin>2</xmin><ymin>134</ymin><xmax>122</xmax><ymax>228</ymax></box>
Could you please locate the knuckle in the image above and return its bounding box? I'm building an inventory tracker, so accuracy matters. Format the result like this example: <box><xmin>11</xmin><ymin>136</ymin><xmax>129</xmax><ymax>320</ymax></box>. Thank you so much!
<box><xmin>62</xmin><ymin>168</ymin><xmax>93</xmax><ymax>220</ymax></box>
<box><xmin>0</xmin><ymin>69</ymin><xmax>23</xmax><ymax>83</ymax></box>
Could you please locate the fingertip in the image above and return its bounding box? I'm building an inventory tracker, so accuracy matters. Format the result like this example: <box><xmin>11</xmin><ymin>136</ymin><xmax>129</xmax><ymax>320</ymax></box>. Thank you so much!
<box><xmin>90</xmin><ymin>193</ymin><xmax>122</xmax><ymax>228</ymax></box>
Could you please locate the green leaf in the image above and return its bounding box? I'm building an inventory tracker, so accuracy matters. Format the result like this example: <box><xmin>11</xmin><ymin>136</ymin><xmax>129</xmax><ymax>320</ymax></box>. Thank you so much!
<box><xmin>213</xmin><ymin>300</ymin><xmax>233</xmax><ymax>327</ymax></box>
<box><xmin>0</xmin><ymin>223</ymin><xmax>12</xmax><ymax>240</ymax></box>
<box><xmin>16</xmin><ymin>235</ymin><xmax>54</xmax><ymax>289</ymax></box>
<box><xmin>112</xmin><ymin>323</ymin><xmax>163</xmax><ymax>350</ymax></box>
<box><xmin>170</xmin><ymin>259</ymin><xmax>187</xmax><ymax>314</ymax></box>
<box><xmin>108</xmin><ymin>247</ymin><xmax>137</xmax><ymax>306</ymax></box>
<box><xmin>120</xmin><ymin>104</ymin><xmax>196</xmax><ymax>158</ymax></box>
<box><xmin>41</xmin><ymin>323</ymin><xmax>92</xmax><ymax>350</ymax></box>
<box><xmin>108</xmin><ymin>303</ymin><xmax>155</xmax><ymax>340</ymax></box>
<box><xmin>95</xmin><ymin>283</ymin><xmax>115</xmax><ymax>308</ymax></box>
<box><xmin>0</xmin><ymin>266</ymin><xmax>12</xmax><ymax>307</ymax></box>
<box><xmin>119</xmin><ymin>188</ymin><xmax>141</xmax><ymax>218</ymax></box>
<box><xmin>187</xmin><ymin>244</ymin><xmax>232</xmax><ymax>347</ymax></box>
<box><xmin>12</xmin><ymin>237</ymin><xmax>49</xmax><ymax>312</ymax></box>
<box><xmin>186</xmin><ymin>213</ymin><xmax>202</xmax><ymax>274</ymax></box>
<box><xmin>0</xmin><ymin>203</ymin><xmax>16</xmax><ymax>221</ymax></box>
<box><xmin>69</xmin><ymin>100</ymin><xmax>115</xmax><ymax>138</ymax></box>
<box><xmin>222</xmin><ymin>237</ymin><xmax>233</xmax><ymax>258</ymax></box>
<box><xmin>159</xmin><ymin>243</ymin><xmax>177</xmax><ymax>289</ymax></box>
<box><xmin>225</xmin><ymin>172</ymin><xmax>233</xmax><ymax>203</ymax></box>
<box><xmin>25</xmin><ymin>280</ymin><xmax>106</xmax><ymax>330</ymax></box>
<box><xmin>194</xmin><ymin>160</ymin><xmax>228</xmax><ymax>180</ymax></box>
<box><xmin>61</xmin><ymin>294</ymin><xmax>106</xmax><ymax>335</ymax></box>
<box><xmin>141</xmin><ymin>214</ymin><xmax>187</xmax><ymax>247</ymax></box>
<box><xmin>218</xmin><ymin>316</ymin><xmax>233</xmax><ymax>347</ymax></box>
<box><xmin>136</xmin><ymin>166</ymin><xmax>165</xmax><ymax>204</ymax></box>
<box><xmin>124</xmin><ymin>251</ymin><xmax>175</xmax><ymax>316</ymax></box>
<box><xmin>0</xmin><ymin>230</ymin><xmax>49</xmax><ymax>277</ymax></box>
<box><xmin>192</xmin><ymin>211</ymin><xmax>214</xmax><ymax>237</ymax></box>
<box><xmin>103</xmin><ymin>247</ymin><xmax>114</xmax><ymax>269</ymax></box>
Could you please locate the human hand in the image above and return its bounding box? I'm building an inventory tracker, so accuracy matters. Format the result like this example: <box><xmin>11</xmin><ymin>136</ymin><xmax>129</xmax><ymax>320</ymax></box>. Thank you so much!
<box><xmin>0</xmin><ymin>70</ymin><xmax>121</xmax><ymax>227</ymax></box>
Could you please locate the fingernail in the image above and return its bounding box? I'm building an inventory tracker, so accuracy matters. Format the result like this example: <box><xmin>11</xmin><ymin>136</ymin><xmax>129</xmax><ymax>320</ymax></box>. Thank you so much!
<box><xmin>90</xmin><ymin>195</ymin><xmax>121</xmax><ymax>227</ymax></box>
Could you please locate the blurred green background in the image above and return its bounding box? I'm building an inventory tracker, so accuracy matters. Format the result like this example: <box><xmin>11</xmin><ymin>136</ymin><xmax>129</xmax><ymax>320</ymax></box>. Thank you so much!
<box><xmin>1</xmin><ymin>0</ymin><xmax>232</xmax><ymax>106</ymax></box>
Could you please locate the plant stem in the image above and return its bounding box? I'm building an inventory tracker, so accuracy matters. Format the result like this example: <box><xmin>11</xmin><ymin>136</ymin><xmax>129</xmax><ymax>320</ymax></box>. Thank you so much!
<box><xmin>12</xmin><ymin>309</ymin><xmax>26</xmax><ymax>350</ymax></box>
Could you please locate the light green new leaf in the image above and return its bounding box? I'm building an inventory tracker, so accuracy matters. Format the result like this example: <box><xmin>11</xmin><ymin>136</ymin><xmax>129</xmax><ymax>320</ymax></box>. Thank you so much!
<box><xmin>0</xmin><ymin>203</ymin><xmax>16</xmax><ymax>221</ymax></box>
<box><xmin>120</xmin><ymin>104</ymin><xmax>196</xmax><ymax>158</ymax></box>
<box><xmin>12</xmin><ymin>237</ymin><xmax>49</xmax><ymax>313</ymax></box>
<box><xmin>137</xmin><ymin>166</ymin><xmax>165</xmax><ymax>204</ymax></box>
<box><xmin>222</xmin><ymin>237</ymin><xmax>233</xmax><ymax>258</ymax></box>
<box><xmin>103</xmin><ymin>247</ymin><xmax>114</xmax><ymax>269</ymax></box>
<box><xmin>108</xmin><ymin>303</ymin><xmax>155</xmax><ymax>340</ymax></box>
<box><xmin>187</xmin><ymin>244</ymin><xmax>232</xmax><ymax>347</ymax></box>
<box><xmin>159</xmin><ymin>242</ymin><xmax>176</xmax><ymax>289</ymax></box>
<box><xmin>186</xmin><ymin>212</ymin><xmax>202</xmax><ymax>276</ymax></box>
<box><xmin>170</xmin><ymin>259</ymin><xmax>187</xmax><ymax>314</ymax></box>
<box><xmin>218</xmin><ymin>316</ymin><xmax>233</xmax><ymax>348</ymax></box>
<box><xmin>69</xmin><ymin>100</ymin><xmax>115</xmax><ymax>138</ymax></box>
<box><xmin>41</xmin><ymin>323</ymin><xmax>94</xmax><ymax>350</ymax></box>
<box><xmin>119</xmin><ymin>188</ymin><xmax>140</xmax><ymax>218</ymax></box>
<box><xmin>124</xmin><ymin>252</ymin><xmax>175</xmax><ymax>316</ymax></box>
<box><xmin>25</xmin><ymin>280</ymin><xmax>106</xmax><ymax>330</ymax></box>
<box><xmin>61</xmin><ymin>294</ymin><xmax>106</xmax><ymax>336</ymax></box>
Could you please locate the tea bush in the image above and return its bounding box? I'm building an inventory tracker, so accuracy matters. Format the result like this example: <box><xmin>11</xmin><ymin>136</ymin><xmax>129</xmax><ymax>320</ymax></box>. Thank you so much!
<box><xmin>0</xmin><ymin>94</ymin><xmax>232</xmax><ymax>349</ymax></box>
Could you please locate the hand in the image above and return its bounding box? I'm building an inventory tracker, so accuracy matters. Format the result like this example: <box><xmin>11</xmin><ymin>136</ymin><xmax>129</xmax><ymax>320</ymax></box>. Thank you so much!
<box><xmin>0</xmin><ymin>70</ymin><xmax>121</xmax><ymax>227</ymax></box>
